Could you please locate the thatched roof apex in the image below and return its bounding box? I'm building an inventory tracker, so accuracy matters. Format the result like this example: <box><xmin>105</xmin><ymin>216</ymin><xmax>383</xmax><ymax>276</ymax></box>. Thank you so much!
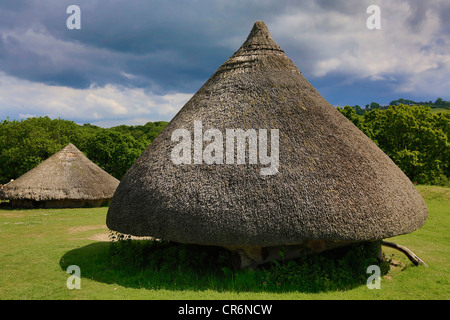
<box><xmin>106</xmin><ymin>21</ymin><xmax>428</xmax><ymax>247</ymax></box>
<box><xmin>240</xmin><ymin>20</ymin><xmax>281</xmax><ymax>51</ymax></box>
<box><xmin>2</xmin><ymin>143</ymin><xmax>119</xmax><ymax>201</ymax></box>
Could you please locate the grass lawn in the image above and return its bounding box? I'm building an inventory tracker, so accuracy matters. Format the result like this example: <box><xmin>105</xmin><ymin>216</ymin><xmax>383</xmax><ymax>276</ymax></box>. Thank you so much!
<box><xmin>0</xmin><ymin>185</ymin><xmax>448</xmax><ymax>300</ymax></box>
<box><xmin>429</xmin><ymin>105</ymin><xmax>450</xmax><ymax>113</ymax></box>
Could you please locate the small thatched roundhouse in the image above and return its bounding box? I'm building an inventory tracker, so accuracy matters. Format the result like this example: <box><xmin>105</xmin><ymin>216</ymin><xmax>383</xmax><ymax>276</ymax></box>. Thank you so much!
<box><xmin>2</xmin><ymin>143</ymin><xmax>119</xmax><ymax>208</ymax></box>
<box><xmin>106</xmin><ymin>21</ymin><xmax>428</xmax><ymax>267</ymax></box>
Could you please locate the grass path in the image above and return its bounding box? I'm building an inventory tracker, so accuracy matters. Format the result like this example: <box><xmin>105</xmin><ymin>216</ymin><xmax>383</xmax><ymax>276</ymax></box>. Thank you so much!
<box><xmin>0</xmin><ymin>185</ymin><xmax>448</xmax><ymax>299</ymax></box>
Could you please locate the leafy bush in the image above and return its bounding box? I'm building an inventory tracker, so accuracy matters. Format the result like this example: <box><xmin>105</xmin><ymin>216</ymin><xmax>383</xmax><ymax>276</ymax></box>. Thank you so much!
<box><xmin>108</xmin><ymin>233</ymin><xmax>389</xmax><ymax>293</ymax></box>
<box><xmin>256</xmin><ymin>241</ymin><xmax>389</xmax><ymax>292</ymax></box>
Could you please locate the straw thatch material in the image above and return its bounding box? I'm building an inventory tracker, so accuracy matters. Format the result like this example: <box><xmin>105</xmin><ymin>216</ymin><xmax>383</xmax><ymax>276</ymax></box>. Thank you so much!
<box><xmin>107</xmin><ymin>21</ymin><xmax>428</xmax><ymax>248</ymax></box>
<box><xmin>2</xmin><ymin>143</ymin><xmax>119</xmax><ymax>208</ymax></box>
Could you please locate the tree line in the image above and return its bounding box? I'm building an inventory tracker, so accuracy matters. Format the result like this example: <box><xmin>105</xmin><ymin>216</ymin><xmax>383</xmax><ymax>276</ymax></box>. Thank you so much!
<box><xmin>1</xmin><ymin>103</ymin><xmax>449</xmax><ymax>187</ymax></box>
<box><xmin>0</xmin><ymin>117</ymin><xmax>168</xmax><ymax>183</ymax></box>
<box><xmin>348</xmin><ymin>98</ymin><xmax>449</xmax><ymax>115</ymax></box>
<box><xmin>337</xmin><ymin>104</ymin><xmax>449</xmax><ymax>186</ymax></box>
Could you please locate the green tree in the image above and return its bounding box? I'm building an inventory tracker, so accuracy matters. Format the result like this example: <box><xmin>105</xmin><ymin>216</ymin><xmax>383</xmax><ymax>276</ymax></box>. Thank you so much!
<box><xmin>337</xmin><ymin>106</ymin><xmax>374</xmax><ymax>140</ymax></box>
<box><xmin>82</xmin><ymin>130</ymin><xmax>148</xmax><ymax>180</ymax></box>
<box><xmin>357</xmin><ymin>105</ymin><xmax>448</xmax><ymax>184</ymax></box>
<box><xmin>0</xmin><ymin>117</ymin><xmax>166</xmax><ymax>183</ymax></box>
<box><xmin>435</xmin><ymin>97</ymin><xmax>444</xmax><ymax>105</ymax></box>
<box><xmin>0</xmin><ymin>117</ymin><xmax>79</xmax><ymax>183</ymax></box>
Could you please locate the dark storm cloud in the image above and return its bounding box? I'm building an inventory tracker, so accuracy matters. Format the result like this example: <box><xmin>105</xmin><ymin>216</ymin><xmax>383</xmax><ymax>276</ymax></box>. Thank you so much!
<box><xmin>0</xmin><ymin>0</ymin><xmax>303</xmax><ymax>92</ymax></box>
<box><xmin>0</xmin><ymin>1</ymin><xmax>213</xmax><ymax>91</ymax></box>
<box><xmin>0</xmin><ymin>0</ymin><xmax>448</xmax><ymax>105</ymax></box>
<box><xmin>0</xmin><ymin>30</ymin><xmax>89</xmax><ymax>88</ymax></box>
<box><xmin>2</xmin><ymin>0</ymin><xmax>345</xmax><ymax>93</ymax></box>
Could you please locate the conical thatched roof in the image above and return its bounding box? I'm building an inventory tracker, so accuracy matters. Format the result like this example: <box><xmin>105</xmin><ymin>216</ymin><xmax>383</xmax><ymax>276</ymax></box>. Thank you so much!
<box><xmin>2</xmin><ymin>143</ymin><xmax>119</xmax><ymax>202</ymax></box>
<box><xmin>106</xmin><ymin>21</ymin><xmax>428</xmax><ymax>247</ymax></box>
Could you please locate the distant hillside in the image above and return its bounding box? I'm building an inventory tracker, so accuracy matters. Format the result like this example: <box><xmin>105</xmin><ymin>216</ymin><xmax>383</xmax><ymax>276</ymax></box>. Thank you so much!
<box><xmin>345</xmin><ymin>98</ymin><xmax>449</xmax><ymax>115</ymax></box>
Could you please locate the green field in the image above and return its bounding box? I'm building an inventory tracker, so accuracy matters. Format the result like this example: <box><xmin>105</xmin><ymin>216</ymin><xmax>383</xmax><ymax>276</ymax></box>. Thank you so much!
<box><xmin>0</xmin><ymin>185</ymin><xmax>448</xmax><ymax>300</ymax></box>
<box><xmin>427</xmin><ymin>105</ymin><xmax>450</xmax><ymax>113</ymax></box>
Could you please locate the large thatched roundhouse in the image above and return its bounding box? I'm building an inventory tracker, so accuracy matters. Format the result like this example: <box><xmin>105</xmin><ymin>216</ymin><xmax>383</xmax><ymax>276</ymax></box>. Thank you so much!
<box><xmin>1</xmin><ymin>143</ymin><xmax>119</xmax><ymax>208</ymax></box>
<box><xmin>106</xmin><ymin>21</ymin><xmax>428</xmax><ymax>267</ymax></box>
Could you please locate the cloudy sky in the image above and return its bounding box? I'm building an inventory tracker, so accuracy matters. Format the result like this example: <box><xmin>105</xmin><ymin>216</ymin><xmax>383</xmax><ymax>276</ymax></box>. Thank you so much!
<box><xmin>0</xmin><ymin>0</ymin><xmax>449</xmax><ymax>127</ymax></box>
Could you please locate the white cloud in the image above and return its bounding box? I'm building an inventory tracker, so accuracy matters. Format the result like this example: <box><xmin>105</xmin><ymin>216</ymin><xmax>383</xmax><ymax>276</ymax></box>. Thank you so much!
<box><xmin>0</xmin><ymin>72</ymin><xmax>192</xmax><ymax>127</ymax></box>
<box><xmin>19</xmin><ymin>113</ymin><xmax>37</xmax><ymax>119</ymax></box>
<box><xmin>120</xmin><ymin>71</ymin><xmax>136</xmax><ymax>80</ymax></box>
<box><xmin>269</xmin><ymin>0</ymin><xmax>450</xmax><ymax>96</ymax></box>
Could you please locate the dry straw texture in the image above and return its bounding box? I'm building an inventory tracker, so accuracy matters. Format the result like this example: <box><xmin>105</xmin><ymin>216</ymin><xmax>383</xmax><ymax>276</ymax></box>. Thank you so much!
<box><xmin>107</xmin><ymin>21</ymin><xmax>428</xmax><ymax>247</ymax></box>
<box><xmin>2</xmin><ymin>143</ymin><xmax>119</xmax><ymax>203</ymax></box>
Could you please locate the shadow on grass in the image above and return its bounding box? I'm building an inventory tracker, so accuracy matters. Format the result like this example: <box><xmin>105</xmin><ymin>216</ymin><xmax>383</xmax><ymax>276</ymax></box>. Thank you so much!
<box><xmin>60</xmin><ymin>240</ymin><xmax>390</xmax><ymax>293</ymax></box>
